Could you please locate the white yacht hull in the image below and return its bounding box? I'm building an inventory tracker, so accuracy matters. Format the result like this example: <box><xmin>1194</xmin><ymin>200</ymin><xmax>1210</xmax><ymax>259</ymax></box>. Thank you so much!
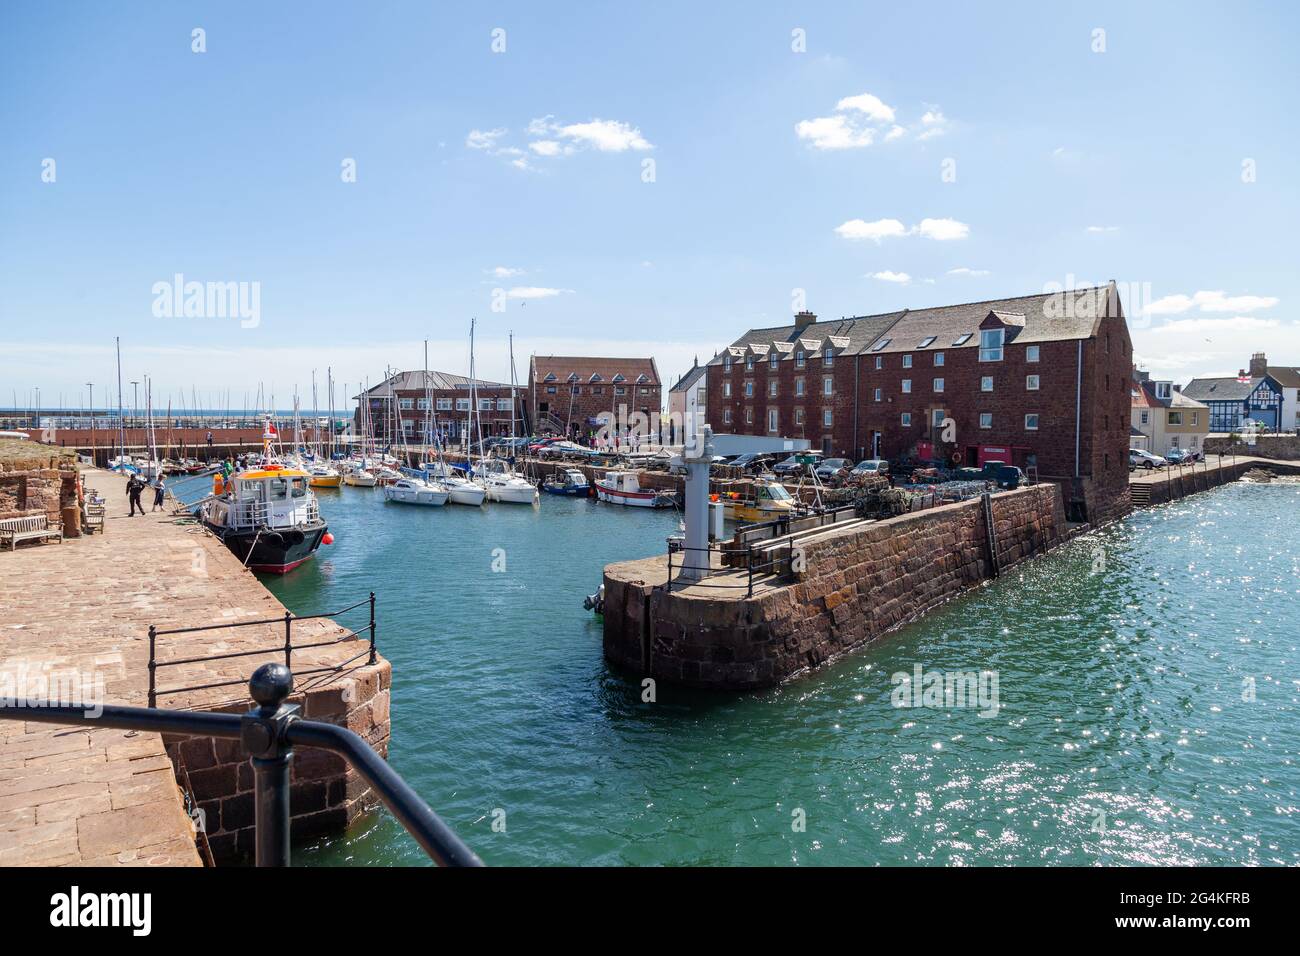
<box><xmin>383</xmin><ymin>484</ymin><xmax>449</xmax><ymax>506</ymax></box>
<box><xmin>447</xmin><ymin>481</ymin><xmax>487</xmax><ymax>506</ymax></box>
<box><xmin>485</xmin><ymin>479</ymin><xmax>539</xmax><ymax>505</ymax></box>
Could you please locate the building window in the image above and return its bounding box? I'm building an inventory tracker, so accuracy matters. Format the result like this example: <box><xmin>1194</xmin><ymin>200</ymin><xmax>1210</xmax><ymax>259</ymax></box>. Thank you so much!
<box><xmin>1155</xmin><ymin>382</ymin><xmax>1171</xmax><ymax>400</ymax></box>
<box><xmin>823</xmin><ymin>376</ymin><xmax>833</xmax><ymax>396</ymax></box>
<box><xmin>745</xmin><ymin>355</ymin><xmax>755</xmax><ymax>372</ymax></box>
<box><xmin>1026</xmin><ymin>345</ymin><xmax>1040</xmax><ymax>363</ymax></box>
<box><xmin>479</xmin><ymin>398</ymin><xmax>494</xmax><ymax>411</ymax></box>
<box><xmin>902</xmin><ymin>354</ymin><xmax>913</xmax><ymax>368</ymax></box>
<box><xmin>981</xmin><ymin>376</ymin><xmax>993</xmax><ymax>392</ymax></box>
<box><xmin>823</xmin><ymin>409</ymin><xmax>833</xmax><ymax>427</ymax></box>
<box><xmin>795</xmin><ymin>378</ymin><xmax>805</xmax><ymax>397</ymax></box>
<box><xmin>795</xmin><ymin>408</ymin><xmax>804</xmax><ymax>425</ymax></box>
<box><xmin>796</xmin><ymin>350</ymin><xmax>805</xmax><ymax>368</ymax></box>
<box><xmin>593</xmin><ymin>386</ymin><xmax>604</xmax><ymax>395</ymax></box>
<box><xmin>823</xmin><ymin>351</ymin><xmax>834</xmax><ymax>367</ymax></box>
<box><xmin>1026</xmin><ymin>374</ymin><xmax>1040</xmax><ymax>391</ymax></box>
<box><xmin>874</xmin><ymin>356</ymin><xmax>883</xmax><ymax>370</ymax></box>
<box><xmin>768</xmin><ymin>409</ymin><xmax>778</xmax><ymax>432</ymax></box>
<box><xmin>496</xmin><ymin>398</ymin><xmax>512</xmax><ymax>411</ymax></box>
<box><xmin>437</xmin><ymin>398</ymin><xmax>452</xmax><ymax>410</ymax></box>
<box><xmin>1025</xmin><ymin>413</ymin><xmax>1039</xmax><ymax>430</ymax></box>
<box><xmin>932</xmin><ymin>409</ymin><xmax>945</xmax><ymax>429</ymax></box>
<box><xmin>874</xmin><ymin>387</ymin><xmax>882</xmax><ymax>402</ymax></box>
<box><xmin>934</xmin><ymin>352</ymin><xmax>945</xmax><ymax>367</ymax></box>
<box><xmin>901</xmin><ymin>412</ymin><xmax>911</xmax><ymax>426</ymax></box>
<box><xmin>1140</xmin><ymin>410</ymin><xmax>1149</xmax><ymax>425</ymax></box>
<box><xmin>1168</xmin><ymin>411</ymin><xmax>1183</xmax><ymax>425</ymax></box>
<box><xmin>933</xmin><ymin>378</ymin><xmax>945</xmax><ymax>393</ymax></box>
<box><xmin>614</xmin><ymin>386</ymin><xmax>626</xmax><ymax>395</ymax></box>
<box><xmin>1192</xmin><ymin>411</ymin><xmax>1199</xmax><ymax>425</ymax></box>
<box><xmin>744</xmin><ymin>381</ymin><xmax>754</xmax><ymax>398</ymax></box>
<box><xmin>723</xmin><ymin>409</ymin><xmax>732</xmax><ymax>424</ymax></box>
<box><xmin>401</xmin><ymin>419</ymin><xmax>414</xmax><ymax>431</ymax></box>
<box><xmin>980</xmin><ymin>328</ymin><xmax>1004</xmax><ymax>362</ymax></box>
<box><xmin>919</xmin><ymin>336</ymin><xmax>937</xmax><ymax>349</ymax></box>
<box><xmin>398</xmin><ymin>398</ymin><xmax>414</xmax><ymax>410</ymax></box>
<box><xmin>546</xmin><ymin>386</ymin><xmax>557</xmax><ymax>395</ymax></box>
<box><xmin>979</xmin><ymin>413</ymin><xmax>992</xmax><ymax>429</ymax></box>
<box><xmin>415</xmin><ymin>398</ymin><xmax>429</xmax><ymax>411</ymax></box>
<box><xmin>455</xmin><ymin>398</ymin><xmax>470</xmax><ymax>411</ymax></box>
<box><xmin>770</xmin><ymin>353</ymin><xmax>779</xmax><ymax>370</ymax></box>
<box><xmin>769</xmin><ymin>380</ymin><xmax>778</xmax><ymax>397</ymax></box>
<box><xmin>902</xmin><ymin>379</ymin><xmax>912</xmax><ymax>394</ymax></box>
<box><xmin>745</xmin><ymin>408</ymin><xmax>753</xmax><ymax>425</ymax></box>
<box><xmin>724</xmin><ymin>381</ymin><xmax>732</xmax><ymax>398</ymax></box>
<box><xmin>724</xmin><ymin>356</ymin><xmax>732</xmax><ymax>373</ymax></box>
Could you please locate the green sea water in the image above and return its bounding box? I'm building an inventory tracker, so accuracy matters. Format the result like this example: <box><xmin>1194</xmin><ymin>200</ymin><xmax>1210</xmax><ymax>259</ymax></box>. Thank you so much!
<box><xmin>178</xmin><ymin>477</ymin><xmax>1298</xmax><ymax>866</ymax></box>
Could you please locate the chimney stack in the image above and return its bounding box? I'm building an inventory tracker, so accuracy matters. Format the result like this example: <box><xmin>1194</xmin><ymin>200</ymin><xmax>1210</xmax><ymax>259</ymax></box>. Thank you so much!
<box><xmin>794</xmin><ymin>310</ymin><xmax>817</xmax><ymax>329</ymax></box>
<box><xmin>1249</xmin><ymin>351</ymin><xmax>1268</xmax><ymax>377</ymax></box>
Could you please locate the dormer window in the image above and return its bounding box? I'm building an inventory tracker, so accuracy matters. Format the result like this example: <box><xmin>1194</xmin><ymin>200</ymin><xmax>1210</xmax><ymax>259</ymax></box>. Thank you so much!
<box><xmin>724</xmin><ymin>355</ymin><xmax>733</xmax><ymax>372</ymax></box>
<box><xmin>795</xmin><ymin>350</ymin><xmax>805</xmax><ymax>368</ymax></box>
<box><xmin>544</xmin><ymin>372</ymin><xmax>557</xmax><ymax>382</ymax></box>
<box><xmin>770</xmin><ymin>353</ymin><xmax>779</xmax><ymax>370</ymax></box>
<box><xmin>979</xmin><ymin>329</ymin><xmax>1004</xmax><ymax>362</ymax></box>
<box><xmin>1155</xmin><ymin>382</ymin><xmax>1171</xmax><ymax>400</ymax></box>
<box><xmin>745</xmin><ymin>355</ymin><xmax>755</xmax><ymax>372</ymax></box>
<box><xmin>822</xmin><ymin>350</ymin><xmax>834</xmax><ymax>367</ymax></box>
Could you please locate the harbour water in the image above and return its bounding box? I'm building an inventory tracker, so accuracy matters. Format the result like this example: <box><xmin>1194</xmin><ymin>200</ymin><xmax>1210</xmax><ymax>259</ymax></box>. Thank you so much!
<box><xmin>173</xmin><ymin>476</ymin><xmax>1300</xmax><ymax>866</ymax></box>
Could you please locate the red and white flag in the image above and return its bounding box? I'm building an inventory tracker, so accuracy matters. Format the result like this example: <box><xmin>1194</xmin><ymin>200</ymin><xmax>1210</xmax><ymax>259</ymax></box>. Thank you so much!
<box><xmin>263</xmin><ymin>421</ymin><xmax>278</xmax><ymax>440</ymax></box>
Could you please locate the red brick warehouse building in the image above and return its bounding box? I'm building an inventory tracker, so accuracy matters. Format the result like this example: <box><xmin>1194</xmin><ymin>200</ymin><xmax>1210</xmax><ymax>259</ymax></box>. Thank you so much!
<box><xmin>528</xmin><ymin>356</ymin><xmax>662</xmax><ymax>440</ymax></box>
<box><xmin>355</xmin><ymin>370</ymin><xmax>525</xmax><ymax>446</ymax></box>
<box><xmin>705</xmin><ymin>284</ymin><xmax>1134</xmax><ymax>523</ymax></box>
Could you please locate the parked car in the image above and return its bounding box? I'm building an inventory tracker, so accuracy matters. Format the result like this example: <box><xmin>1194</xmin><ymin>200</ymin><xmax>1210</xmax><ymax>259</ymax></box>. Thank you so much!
<box><xmin>1165</xmin><ymin>448</ymin><xmax>1201</xmax><ymax>464</ymax></box>
<box><xmin>988</xmin><ymin>463</ymin><xmax>1025</xmax><ymax>490</ymax></box>
<box><xmin>1130</xmin><ymin>449</ymin><xmax>1167</xmax><ymax>470</ymax></box>
<box><xmin>851</xmin><ymin>459</ymin><xmax>890</xmax><ymax>478</ymax></box>
<box><xmin>727</xmin><ymin>453</ymin><xmax>778</xmax><ymax>475</ymax></box>
<box><xmin>814</xmin><ymin>458</ymin><xmax>853</xmax><ymax>483</ymax></box>
<box><xmin>772</xmin><ymin>452</ymin><xmax>824</xmax><ymax>477</ymax></box>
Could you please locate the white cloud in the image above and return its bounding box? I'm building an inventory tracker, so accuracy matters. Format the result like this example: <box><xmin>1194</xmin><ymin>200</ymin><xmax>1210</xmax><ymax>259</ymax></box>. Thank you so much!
<box><xmin>488</xmin><ymin>266</ymin><xmax>524</xmax><ymax>279</ymax></box>
<box><xmin>795</xmin><ymin>115</ymin><xmax>875</xmax><ymax>150</ymax></box>
<box><xmin>868</xmin><ymin>271</ymin><xmax>911</xmax><ymax>284</ymax></box>
<box><xmin>506</xmin><ymin>286</ymin><xmax>572</xmax><ymax>299</ymax></box>
<box><xmin>835</xmin><ymin>217</ymin><xmax>969</xmax><ymax>242</ymax></box>
<box><xmin>554</xmin><ymin>119</ymin><xmax>652</xmax><ymax>152</ymax></box>
<box><xmin>466</xmin><ymin>128</ymin><xmax>506</xmax><ymax>150</ymax></box>
<box><xmin>834</xmin><ymin>218</ymin><xmax>908</xmax><ymax>242</ymax></box>
<box><xmin>1143</xmin><ymin>289</ymin><xmax>1279</xmax><ymax>316</ymax></box>
<box><xmin>1145</xmin><ymin>315</ymin><xmax>1280</xmax><ymax>336</ymax></box>
<box><xmin>797</xmin><ymin>92</ymin><xmax>950</xmax><ymax>151</ymax></box>
<box><xmin>529</xmin><ymin>140</ymin><xmax>563</xmax><ymax>156</ymax></box>
<box><xmin>915</xmin><ymin>217</ymin><xmax>969</xmax><ymax>241</ymax></box>
<box><xmin>947</xmin><ymin>267</ymin><xmax>990</xmax><ymax>277</ymax></box>
<box><xmin>1086</xmin><ymin>225</ymin><xmax>1120</xmax><ymax>234</ymax></box>
<box><xmin>834</xmin><ymin>92</ymin><xmax>896</xmax><ymax>123</ymax></box>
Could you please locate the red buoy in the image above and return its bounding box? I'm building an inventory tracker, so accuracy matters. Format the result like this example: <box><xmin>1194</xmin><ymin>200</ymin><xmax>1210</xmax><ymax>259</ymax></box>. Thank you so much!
<box><xmin>322</xmin><ymin>532</ymin><xmax>335</xmax><ymax>545</ymax></box>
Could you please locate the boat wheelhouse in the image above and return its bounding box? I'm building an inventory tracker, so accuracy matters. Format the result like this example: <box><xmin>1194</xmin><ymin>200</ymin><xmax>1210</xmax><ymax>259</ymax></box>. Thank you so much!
<box><xmin>716</xmin><ymin>479</ymin><xmax>797</xmax><ymax>523</ymax></box>
<box><xmin>594</xmin><ymin>470</ymin><xmax>676</xmax><ymax>508</ymax></box>
<box><xmin>199</xmin><ymin>465</ymin><xmax>329</xmax><ymax>573</ymax></box>
<box><xmin>542</xmin><ymin>468</ymin><xmax>591</xmax><ymax>496</ymax></box>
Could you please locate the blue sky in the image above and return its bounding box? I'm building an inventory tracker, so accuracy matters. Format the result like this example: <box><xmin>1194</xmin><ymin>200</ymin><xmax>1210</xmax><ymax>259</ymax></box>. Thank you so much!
<box><xmin>2</xmin><ymin>1</ymin><xmax>1297</xmax><ymax>411</ymax></box>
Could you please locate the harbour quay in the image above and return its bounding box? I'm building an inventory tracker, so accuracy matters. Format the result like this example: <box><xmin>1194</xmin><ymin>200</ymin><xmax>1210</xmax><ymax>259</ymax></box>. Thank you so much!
<box><xmin>0</xmin><ymin>465</ymin><xmax>389</xmax><ymax>866</ymax></box>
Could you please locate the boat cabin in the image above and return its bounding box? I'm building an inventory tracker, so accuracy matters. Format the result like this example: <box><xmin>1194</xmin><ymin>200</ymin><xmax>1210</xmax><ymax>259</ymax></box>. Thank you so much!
<box><xmin>208</xmin><ymin>467</ymin><xmax>319</xmax><ymax>530</ymax></box>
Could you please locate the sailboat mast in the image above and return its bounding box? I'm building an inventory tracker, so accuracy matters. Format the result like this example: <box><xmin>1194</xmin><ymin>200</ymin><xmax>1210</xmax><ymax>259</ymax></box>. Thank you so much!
<box><xmin>115</xmin><ymin>336</ymin><xmax>125</xmax><ymax>466</ymax></box>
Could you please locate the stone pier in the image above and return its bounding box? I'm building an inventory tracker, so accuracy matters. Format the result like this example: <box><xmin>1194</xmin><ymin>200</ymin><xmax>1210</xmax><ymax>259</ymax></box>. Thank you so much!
<box><xmin>0</xmin><ymin>466</ymin><xmax>390</xmax><ymax>865</ymax></box>
<box><xmin>603</xmin><ymin>484</ymin><xmax>1068</xmax><ymax>690</ymax></box>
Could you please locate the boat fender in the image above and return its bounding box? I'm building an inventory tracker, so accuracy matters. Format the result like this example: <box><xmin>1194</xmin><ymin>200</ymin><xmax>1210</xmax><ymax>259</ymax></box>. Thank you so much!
<box><xmin>322</xmin><ymin>532</ymin><xmax>334</xmax><ymax>545</ymax></box>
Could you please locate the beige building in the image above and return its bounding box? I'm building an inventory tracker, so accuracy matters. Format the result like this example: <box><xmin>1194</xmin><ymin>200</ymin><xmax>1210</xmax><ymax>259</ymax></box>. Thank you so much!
<box><xmin>1131</xmin><ymin>368</ymin><xmax>1209</xmax><ymax>455</ymax></box>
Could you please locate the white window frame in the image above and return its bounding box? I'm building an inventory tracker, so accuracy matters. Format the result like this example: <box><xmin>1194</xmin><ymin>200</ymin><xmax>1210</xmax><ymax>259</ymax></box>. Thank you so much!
<box><xmin>934</xmin><ymin>352</ymin><xmax>945</xmax><ymax>367</ymax></box>
<box><xmin>1026</xmin><ymin>345</ymin><xmax>1040</xmax><ymax>363</ymax></box>
<box><xmin>823</xmin><ymin>409</ymin><xmax>833</xmax><ymax>427</ymax></box>
<box><xmin>1026</xmin><ymin>374</ymin><xmax>1040</xmax><ymax>391</ymax></box>
<box><xmin>901</xmin><ymin>412</ymin><xmax>911</xmax><ymax>426</ymax></box>
<box><xmin>980</xmin><ymin>328</ymin><xmax>1004</xmax><ymax>362</ymax></box>
<box><xmin>1025</xmin><ymin>413</ymin><xmax>1039</xmax><ymax>430</ymax></box>
<box><xmin>933</xmin><ymin>378</ymin><xmax>945</xmax><ymax>393</ymax></box>
<box><xmin>902</xmin><ymin>354</ymin><xmax>913</xmax><ymax>368</ymax></box>
<box><xmin>979</xmin><ymin>413</ymin><xmax>992</xmax><ymax>429</ymax></box>
<box><xmin>981</xmin><ymin>376</ymin><xmax>994</xmax><ymax>392</ymax></box>
<box><xmin>823</xmin><ymin>376</ymin><xmax>834</xmax><ymax>396</ymax></box>
<box><xmin>902</xmin><ymin>379</ymin><xmax>912</xmax><ymax>394</ymax></box>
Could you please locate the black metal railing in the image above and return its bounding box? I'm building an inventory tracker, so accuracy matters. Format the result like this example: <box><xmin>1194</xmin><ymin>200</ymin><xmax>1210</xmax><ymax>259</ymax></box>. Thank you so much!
<box><xmin>0</xmin><ymin>664</ymin><xmax>482</xmax><ymax>866</ymax></box>
<box><xmin>664</xmin><ymin>542</ymin><xmax>792</xmax><ymax>596</ymax></box>
<box><xmin>149</xmin><ymin>593</ymin><xmax>377</xmax><ymax>708</ymax></box>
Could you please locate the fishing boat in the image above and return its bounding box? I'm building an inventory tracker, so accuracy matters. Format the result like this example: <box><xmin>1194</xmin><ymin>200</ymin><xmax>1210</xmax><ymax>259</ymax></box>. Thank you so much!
<box><xmin>307</xmin><ymin>461</ymin><xmax>342</xmax><ymax>488</ymax></box>
<box><xmin>382</xmin><ymin>475</ymin><xmax>449</xmax><ymax>506</ymax></box>
<box><xmin>594</xmin><ymin>470</ymin><xmax>676</xmax><ymax>508</ymax></box>
<box><xmin>197</xmin><ymin>450</ymin><xmax>331</xmax><ymax>573</ymax></box>
<box><xmin>542</xmin><ymin>468</ymin><xmax>591</xmax><ymax>496</ymax></box>
<box><xmin>716</xmin><ymin>478</ymin><xmax>798</xmax><ymax>523</ymax></box>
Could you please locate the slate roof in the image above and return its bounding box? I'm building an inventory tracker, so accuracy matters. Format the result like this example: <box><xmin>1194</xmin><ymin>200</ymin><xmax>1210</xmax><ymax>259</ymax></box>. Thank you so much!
<box><xmin>669</xmin><ymin>362</ymin><xmax>708</xmax><ymax>394</ymax></box>
<box><xmin>1182</xmin><ymin>376</ymin><xmax>1260</xmax><ymax>402</ymax></box>
<box><xmin>1132</xmin><ymin>378</ymin><xmax>1207</xmax><ymax>410</ymax></box>
<box><xmin>1266</xmin><ymin>366</ymin><xmax>1300</xmax><ymax>389</ymax></box>
<box><xmin>530</xmin><ymin>356</ymin><xmax>660</xmax><ymax>387</ymax></box>
<box><xmin>710</xmin><ymin>286</ymin><xmax>1116</xmax><ymax>364</ymax></box>
<box><xmin>707</xmin><ymin>313</ymin><xmax>904</xmax><ymax>366</ymax></box>
<box><xmin>359</xmin><ymin>370</ymin><xmax>510</xmax><ymax>398</ymax></box>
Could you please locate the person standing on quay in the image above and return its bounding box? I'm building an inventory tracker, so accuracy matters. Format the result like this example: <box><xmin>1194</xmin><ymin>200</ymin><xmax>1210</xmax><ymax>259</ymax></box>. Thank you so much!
<box><xmin>127</xmin><ymin>474</ymin><xmax>145</xmax><ymax>516</ymax></box>
<box><xmin>152</xmin><ymin>476</ymin><xmax>166</xmax><ymax>512</ymax></box>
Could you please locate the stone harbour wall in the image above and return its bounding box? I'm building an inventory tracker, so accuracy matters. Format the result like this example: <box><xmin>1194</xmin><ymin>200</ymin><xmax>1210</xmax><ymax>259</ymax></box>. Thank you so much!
<box><xmin>604</xmin><ymin>484</ymin><xmax>1067</xmax><ymax>690</ymax></box>
<box><xmin>162</xmin><ymin>658</ymin><xmax>391</xmax><ymax>864</ymax></box>
<box><xmin>1203</xmin><ymin>434</ymin><xmax>1300</xmax><ymax>461</ymax></box>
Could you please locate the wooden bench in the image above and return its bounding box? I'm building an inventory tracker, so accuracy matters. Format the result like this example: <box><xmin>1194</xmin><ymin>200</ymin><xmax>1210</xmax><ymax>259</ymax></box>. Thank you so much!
<box><xmin>83</xmin><ymin>502</ymin><xmax>106</xmax><ymax>534</ymax></box>
<box><xmin>0</xmin><ymin>515</ymin><xmax>64</xmax><ymax>551</ymax></box>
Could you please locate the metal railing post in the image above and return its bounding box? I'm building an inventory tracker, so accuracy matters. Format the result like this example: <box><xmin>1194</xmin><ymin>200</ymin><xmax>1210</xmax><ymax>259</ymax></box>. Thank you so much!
<box><xmin>283</xmin><ymin>610</ymin><xmax>293</xmax><ymax>668</ymax></box>
<box><xmin>240</xmin><ymin>663</ymin><xmax>300</xmax><ymax>867</ymax></box>
<box><xmin>747</xmin><ymin>544</ymin><xmax>754</xmax><ymax>597</ymax></box>
<box><xmin>368</xmin><ymin>591</ymin><xmax>377</xmax><ymax>665</ymax></box>
<box><xmin>147</xmin><ymin>625</ymin><xmax>157</xmax><ymax>709</ymax></box>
